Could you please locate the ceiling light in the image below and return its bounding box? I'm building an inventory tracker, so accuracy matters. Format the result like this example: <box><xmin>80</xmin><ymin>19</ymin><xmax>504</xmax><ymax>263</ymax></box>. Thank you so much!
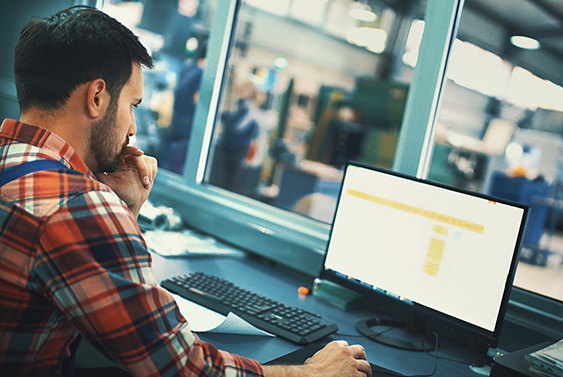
<box><xmin>348</xmin><ymin>3</ymin><xmax>377</xmax><ymax>22</ymax></box>
<box><xmin>347</xmin><ymin>27</ymin><xmax>387</xmax><ymax>53</ymax></box>
<box><xmin>274</xmin><ymin>57</ymin><xmax>288</xmax><ymax>69</ymax></box>
<box><xmin>510</xmin><ymin>35</ymin><xmax>540</xmax><ymax>50</ymax></box>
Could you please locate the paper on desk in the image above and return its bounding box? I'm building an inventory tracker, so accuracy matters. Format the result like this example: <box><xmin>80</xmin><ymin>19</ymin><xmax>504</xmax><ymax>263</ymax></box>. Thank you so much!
<box><xmin>171</xmin><ymin>293</ymin><xmax>274</xmax><ymax>337</ymax></box>
<box><xmin>145</xmin><ymin>229</ymin><xmax>245</xmax><ymax>257</ymax></box>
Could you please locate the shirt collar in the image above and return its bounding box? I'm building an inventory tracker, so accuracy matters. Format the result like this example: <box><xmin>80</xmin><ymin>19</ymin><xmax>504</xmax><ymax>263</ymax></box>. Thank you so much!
<box><xmin>1</xmin><ymin>118</ymin><xmax>93</xmax><ymax>177</ymax></box>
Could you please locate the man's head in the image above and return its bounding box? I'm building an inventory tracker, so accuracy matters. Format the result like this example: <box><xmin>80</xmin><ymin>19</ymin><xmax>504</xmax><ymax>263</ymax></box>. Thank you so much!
<box><xmin>14</xmin><ymin>6</ymin><xmax>153</xmax><ymax>173</ymax></box>
<box><xmin>14</xmin><ymin>5</ymin><xmax>153</xmax><ymax>114</ymax></box>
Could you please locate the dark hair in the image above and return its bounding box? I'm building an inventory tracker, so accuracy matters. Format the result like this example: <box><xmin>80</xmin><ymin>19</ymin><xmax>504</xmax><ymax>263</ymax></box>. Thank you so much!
<box><xmin>14</xmin><ymin>5</ymin><xmax>153</xmax><ymax>113</ymax></box>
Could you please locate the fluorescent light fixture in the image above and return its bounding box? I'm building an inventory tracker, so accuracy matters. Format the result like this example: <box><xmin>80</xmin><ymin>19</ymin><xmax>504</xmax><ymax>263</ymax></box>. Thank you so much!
<box><xmin>347</xmin><ymin>27</ymin><xmax>387</xmax><ymax>53</ymax></box>
<box><xmin>510</xmin><ymin>35</ymin><xmax>540</xmax><ymax>50</ymax></box>
<box><xmin>348</xmin><ymin>2</ymin><xmax>377</xmax><ymax>22</ymax></box>
<box><xmin>402</xmin><ymin>19</ymin><xmax>425</xmax><ymax>67</ymax></box>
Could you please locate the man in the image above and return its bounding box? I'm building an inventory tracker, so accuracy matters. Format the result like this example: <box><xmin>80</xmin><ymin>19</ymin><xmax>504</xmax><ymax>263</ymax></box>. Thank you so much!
<box><xmin>0</xmin><ymin>6</ymin><xmax>371</xmax><ymax>377</ymax></box>
<box><xmin>159</xmin><ymin>41</ymin><xmax>207</xmax><ymax>174</ymax></box>
<box><xmin>210</xmin><ymin>79</ymin><xmax>261</xmax><ymax>195</ymax></box>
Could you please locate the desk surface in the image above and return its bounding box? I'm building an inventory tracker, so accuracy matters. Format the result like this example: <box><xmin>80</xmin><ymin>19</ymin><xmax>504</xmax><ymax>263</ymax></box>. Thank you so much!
<box><xmin>151</xmin><ymin>251</ymin><xmax>483</xmax><ymax>376</ymax></box>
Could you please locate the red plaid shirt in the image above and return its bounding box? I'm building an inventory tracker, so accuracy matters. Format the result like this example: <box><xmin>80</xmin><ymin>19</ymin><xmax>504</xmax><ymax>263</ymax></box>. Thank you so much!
<box><xmin>0</xmin><ymin>119</ymin><xmax>263</xmax><ymax>377</ymax></box>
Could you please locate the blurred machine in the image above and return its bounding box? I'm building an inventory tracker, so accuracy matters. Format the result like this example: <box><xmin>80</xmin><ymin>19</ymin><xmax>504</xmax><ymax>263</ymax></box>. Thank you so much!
<box><xmin>486</xmin><ymin>128</ymin><xmax>563</xmax><ymax>266</ymax></box>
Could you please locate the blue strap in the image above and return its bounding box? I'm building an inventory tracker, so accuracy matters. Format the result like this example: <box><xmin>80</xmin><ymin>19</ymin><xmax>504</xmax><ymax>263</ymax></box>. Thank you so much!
<box><xmin>0</xmin><ymin>160</ymin><xmax>69</xmax><ymax>187</ymax></box>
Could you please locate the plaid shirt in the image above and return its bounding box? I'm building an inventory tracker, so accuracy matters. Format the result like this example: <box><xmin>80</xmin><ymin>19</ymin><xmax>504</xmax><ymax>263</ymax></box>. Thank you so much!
<box><xmin>0</xmin><ymin>119</ymin><xmax>264</xmax><ymax>377</ymax></box>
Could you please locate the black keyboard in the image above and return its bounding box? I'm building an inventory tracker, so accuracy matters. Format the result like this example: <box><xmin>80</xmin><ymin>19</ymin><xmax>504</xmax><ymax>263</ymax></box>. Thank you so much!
<box><xmin>161</xmin><ymin>272</ymin><xmax>338</xmax><ymax>345</ymax></box>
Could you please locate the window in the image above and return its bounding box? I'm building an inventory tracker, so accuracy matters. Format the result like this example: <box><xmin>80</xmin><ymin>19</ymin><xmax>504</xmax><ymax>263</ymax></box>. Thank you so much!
<box><xmin>426</xmin><ymin>0</ymin><xmax>563</xmax><ymax>333</ymax></box>
<box><xmin>430</xmin><ymin>51</ymin><xmax>563</xmax><ymax>302</ymax></box>
<box><xmin>100</xmin><ymin>0</ymin><xmax>563</xmax><ymax>342</ymax></box>
<box><xmin>104</xmin><ymin>0</ymin><xmax>429</xmax><ymax>224</ymax></box>
<box><xmin>203</xmin><ymin>0</ymin><xmax>423</xmax><ymax>223</ymax></box>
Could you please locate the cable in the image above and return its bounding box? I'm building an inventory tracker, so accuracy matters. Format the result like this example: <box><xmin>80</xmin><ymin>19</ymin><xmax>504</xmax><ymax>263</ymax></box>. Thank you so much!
<box><xmin>404</xmin><ymin>332</ymin><xmax>439</xmax><ymax>377</ymax></box>
<box><xmin>421</xmin><ymin>339</ymin><xmax>483</xmax><ymax>368</ymax></box>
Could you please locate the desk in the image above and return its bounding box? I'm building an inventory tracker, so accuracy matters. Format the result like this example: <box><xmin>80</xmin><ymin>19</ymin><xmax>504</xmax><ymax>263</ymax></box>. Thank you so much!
<box><xmin>151</xmin><ymin>251</ymin><xmax>483</xmax><ymax>376</ymax></box>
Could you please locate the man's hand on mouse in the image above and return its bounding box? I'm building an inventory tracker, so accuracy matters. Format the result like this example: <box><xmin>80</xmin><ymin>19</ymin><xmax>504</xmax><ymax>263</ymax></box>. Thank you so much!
<box><xmin>262</xmin><ymin>340</ymin><xmax>372</xmax><ymax>377</ymax></box>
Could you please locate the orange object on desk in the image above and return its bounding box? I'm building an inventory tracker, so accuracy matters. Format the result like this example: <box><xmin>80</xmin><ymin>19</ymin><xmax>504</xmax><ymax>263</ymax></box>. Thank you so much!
<box><xmin>298</xmin><ymin>286</ymin><xmax>310</xmax><ymax>295</ymax></box>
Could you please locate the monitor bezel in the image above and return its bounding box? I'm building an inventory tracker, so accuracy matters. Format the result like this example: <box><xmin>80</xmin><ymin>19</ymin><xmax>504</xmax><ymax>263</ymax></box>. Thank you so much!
<box><xmin>319</xmin><ymin>162</ymin><xmax>530</xmax><ymax>349</ymax></box>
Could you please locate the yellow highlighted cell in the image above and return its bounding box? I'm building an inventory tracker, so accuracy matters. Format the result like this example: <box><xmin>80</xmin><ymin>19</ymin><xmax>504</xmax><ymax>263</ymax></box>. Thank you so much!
<box><xmin>423</xmin><ymin>237</ymin><xmax>446</xmax><ymax>277</ymax></box>
<box><xmin>346</xmin><ymin>188</ymin><xmax>484</xmax><ymax>234</ymax></box>
<box><xmin>433</xmin><ymin>224</ymin><xmax>449</xmax><ymax>236</ymax></box>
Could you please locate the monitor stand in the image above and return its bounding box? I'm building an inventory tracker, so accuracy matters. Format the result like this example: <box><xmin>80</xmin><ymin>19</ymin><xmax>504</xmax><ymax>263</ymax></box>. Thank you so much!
<box><xmin>356</xmin><ymin>317</ymin><xmax>438</xmax><ymax>351</ymax></box>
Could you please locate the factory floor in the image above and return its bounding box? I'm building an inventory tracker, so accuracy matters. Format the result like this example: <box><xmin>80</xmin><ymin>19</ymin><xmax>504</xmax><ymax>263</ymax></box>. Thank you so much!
<box><xmin>514</xmin><ymin>232</ymin><xmax>563</xmax><ymax>301</ymax></box>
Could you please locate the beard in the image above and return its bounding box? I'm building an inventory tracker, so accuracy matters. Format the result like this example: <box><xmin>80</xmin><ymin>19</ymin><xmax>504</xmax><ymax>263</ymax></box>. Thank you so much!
<box><xmin>89</xmin><ymin>98</ymin><xmax>129</xmax><ymax>173</ymax></box>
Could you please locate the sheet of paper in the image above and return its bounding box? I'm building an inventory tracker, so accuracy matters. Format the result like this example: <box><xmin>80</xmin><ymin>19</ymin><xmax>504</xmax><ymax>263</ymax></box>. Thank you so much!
<box><xmin>170</xmin><ymin>293</ymin><xmax>273</xmax><ymax>337</ymax></box>
<box><xmin>145</xmin><ymin>230</ymin><xmax>245</xmax><ymax>257</ymax></box>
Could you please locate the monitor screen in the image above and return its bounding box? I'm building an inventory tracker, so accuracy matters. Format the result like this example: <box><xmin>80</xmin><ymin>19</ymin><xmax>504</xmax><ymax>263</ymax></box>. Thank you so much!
<box><xmin>320</xmin><ymin>163</ymin><xmax>529</xmax><ymax>347</ymax></box>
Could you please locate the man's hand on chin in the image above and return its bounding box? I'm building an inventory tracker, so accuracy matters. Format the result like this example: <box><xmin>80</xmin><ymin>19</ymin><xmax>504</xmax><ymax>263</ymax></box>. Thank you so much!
<box><xmin>96</xmin><ymin>146</ymin><xmax>158</xmax><ymax>219</ymax></box>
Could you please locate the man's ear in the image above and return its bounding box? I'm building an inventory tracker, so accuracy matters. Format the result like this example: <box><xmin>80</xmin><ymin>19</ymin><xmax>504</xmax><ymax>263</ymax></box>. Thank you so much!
<box><xmin>86</xmin><ymin>79</ymin><xmax>110</xmax><ymax>118</ymax></box>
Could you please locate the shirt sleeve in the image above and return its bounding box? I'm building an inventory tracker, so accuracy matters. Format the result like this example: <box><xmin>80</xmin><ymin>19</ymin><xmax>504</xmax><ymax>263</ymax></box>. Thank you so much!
<box><xmin>33</xmin><ymin>188</ymin><xmax>264</xmax><ymax>377</ymax></box>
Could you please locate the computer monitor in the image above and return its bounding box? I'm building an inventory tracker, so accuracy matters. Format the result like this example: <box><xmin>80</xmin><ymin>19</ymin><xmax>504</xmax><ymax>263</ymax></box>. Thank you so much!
<box><xmin>319</xmin><ymin>162</ymin><xmax>529</xmax><ymax>351</ymax></box>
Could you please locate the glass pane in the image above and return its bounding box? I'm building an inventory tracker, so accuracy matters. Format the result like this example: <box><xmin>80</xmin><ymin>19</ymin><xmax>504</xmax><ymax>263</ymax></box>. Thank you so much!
<box><xmin>101</xmin><ymin>0</ymin><xmax>218</xmax><ymax>175</ymax></box>
<box><xmin>205</xmin><ymin>0</ymin><xmax>428</xmax><ymax>223</ymax></box>
<box><xmin>427</xmin><ymin>0</ymin><xmax>563</xmax><ymax>302</ymax></box>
